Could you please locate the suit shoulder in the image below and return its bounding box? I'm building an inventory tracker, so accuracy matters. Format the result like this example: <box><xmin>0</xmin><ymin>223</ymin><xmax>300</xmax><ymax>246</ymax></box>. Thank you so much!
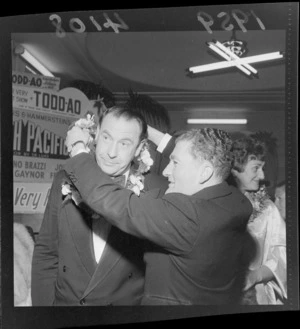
<box><xmin>145</xmin><ymin>172</ymin><xmax>168</xmax><ymax>188</ymax></box>
<box><xmin>50</xmin><ymin>170</ymin><xmax>69</xmax><ymax>185</ymax></box>
<box><xmin>144</xmin><ymin>171</ymin><xmax>168</xmax><ymax>191</ymax></box>
<box><xmin>229</xmin><ymin>186</ymin><xmax>253</xmax><ymax>216</ymax></box>
<box><xmin>48</xmin><ymin>170</ymin><xmax>69</xmax><ymax>194</ymax></box>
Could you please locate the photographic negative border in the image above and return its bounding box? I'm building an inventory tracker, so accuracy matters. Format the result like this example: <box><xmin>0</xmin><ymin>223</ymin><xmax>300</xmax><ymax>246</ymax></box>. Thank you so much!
<box><xmin>1</xmin><ymin>2</ymin><xmax>299</xmax><ymax>328</ymax></box>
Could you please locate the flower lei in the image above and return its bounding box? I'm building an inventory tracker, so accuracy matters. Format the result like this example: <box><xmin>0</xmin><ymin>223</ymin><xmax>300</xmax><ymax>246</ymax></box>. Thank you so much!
<box><xmin>62</xmin><ymin>112</ymin><xmax>154</xmax><ymax>201</ymax></box>
<box><xmin>67</xmin><ymin>111</ymin><xmax>98</xmax><ymax>154</ymax></box>
<box><xmin>246</xmin><ymin>185</ymin><xmax>270</xmax><ymax>221</ymax></box>
<box><xmin>126</xmin><ymin>143</ymin><xmax>154</xmax><ymax>196</ymax></box>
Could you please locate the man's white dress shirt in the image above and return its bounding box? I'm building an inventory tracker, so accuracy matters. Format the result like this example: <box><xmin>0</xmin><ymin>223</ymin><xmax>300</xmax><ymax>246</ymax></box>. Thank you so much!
<box><xmin>92</xmin><ymin>170</ymin><xmax>130</xmax><ymax>263</ymax></box>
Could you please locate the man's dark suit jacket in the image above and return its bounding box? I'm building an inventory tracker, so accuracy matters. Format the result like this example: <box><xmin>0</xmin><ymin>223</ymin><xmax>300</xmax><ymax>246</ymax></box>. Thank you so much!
<box><xmin>31</xmin><ymin>167</ymin><xmax>167</xmax><ymax>306</ymax></box>
<box><xmin>64</xmin><ymin>153</ymin><xmax>253</xmax><ymax>305</ymax></box>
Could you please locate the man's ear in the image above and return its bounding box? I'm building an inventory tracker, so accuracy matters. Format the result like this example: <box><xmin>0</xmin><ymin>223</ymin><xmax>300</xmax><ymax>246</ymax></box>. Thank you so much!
<box><xmin>198</xmin><ymin>162</ymin><xmax>214</xmax><ymax>184</ymax></box>
<box><xmin>134</xmin><ymin>139</ymin><xmax>146</xmax><ymax>157</ymax></box>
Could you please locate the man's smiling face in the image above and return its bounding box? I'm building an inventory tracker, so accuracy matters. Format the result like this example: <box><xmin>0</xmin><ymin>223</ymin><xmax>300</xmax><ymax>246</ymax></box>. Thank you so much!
<box><xmin>162</xmin><ymin>140</ymin><xmax>203</xmax><ymax>195</ymax></box>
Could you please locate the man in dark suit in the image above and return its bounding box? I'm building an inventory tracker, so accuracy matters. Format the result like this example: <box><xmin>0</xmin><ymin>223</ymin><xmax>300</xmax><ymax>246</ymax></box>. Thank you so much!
<box><xmin>31</xmin><ymin>107</ymin><xmax>167</xmax><ymax>306</ymax></box>
<box><xmin>63</xmin><ymin>127</ymin><xmax>253</xmax><ymax>305</ymax></box>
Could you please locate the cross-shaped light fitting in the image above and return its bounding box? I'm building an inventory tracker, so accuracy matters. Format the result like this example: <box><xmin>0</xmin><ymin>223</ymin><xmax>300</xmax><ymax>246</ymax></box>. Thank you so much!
<box><xmin>189</xmin><ymin>40</ymin><xmax>283</xmax><ymax>76</ymax></box>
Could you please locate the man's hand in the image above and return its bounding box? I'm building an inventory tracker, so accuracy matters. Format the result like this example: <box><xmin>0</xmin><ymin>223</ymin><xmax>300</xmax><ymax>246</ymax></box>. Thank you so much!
<box><xmin>243</xmin><ymin>269</ymin><xmax>260</xmax><ymax>291</ymax></box>
<box><xmin>243</xmin><ymin>265</ymin><xmax>274</xmax><ymax>291</ymax></box>
<box><xmin>65</xmin><ymin>126</ymin><xmax>90</xmax><ymax>157</ymax></box>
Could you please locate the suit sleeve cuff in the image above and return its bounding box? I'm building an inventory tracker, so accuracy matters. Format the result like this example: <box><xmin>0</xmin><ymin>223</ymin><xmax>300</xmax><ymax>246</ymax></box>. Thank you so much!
<box><xmin>157</xmin><ymin>133</ymin><xmax>172</xmax><ymax>153</ymax></box>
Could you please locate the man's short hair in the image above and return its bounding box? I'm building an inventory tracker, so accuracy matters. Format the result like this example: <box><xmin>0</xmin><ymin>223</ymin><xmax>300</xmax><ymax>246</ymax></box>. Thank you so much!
<box><xmin>176</xmin><ymin>128</ymin><xmax>234</xmax><ymax>180</ymax></box>
<box><xmin>99</xmin><ymin>106</ymin><xmax>148</xmax><ymax>142</ymax></box>
<box><xmin>231</xmin><ymin>137</ymin><xmax>267</xmax><ymax>173</ymax></box>
<box><xmin>124</xmin><ymin>90</ymin><xmax>171</xmax><ymax>133</ymax></box>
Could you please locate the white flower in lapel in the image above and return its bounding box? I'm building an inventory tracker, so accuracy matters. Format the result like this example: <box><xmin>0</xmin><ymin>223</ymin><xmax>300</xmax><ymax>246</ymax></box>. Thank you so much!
<box><xmin>62</xmin><ymin>183</ymin><xmax>72</xmax><ymax>196</ymax></box>
<box><xmin>128</xmin><ymin>174</ymin><xmax>144</xmax><ymax>196</ymax></box>
<box><xmin>126</xmin><ymin>142</ymin><xmax>153</xmax><ymax>196</ymax></box>
<box><xmin>139</xmin><ymin>148</ymin><xmax>154</xmax><ymax>172</ymax></box>
<box><xmin>61</xmin><ymin>182</ymin><xmax>80</xmax><ymax>205</ymax></box>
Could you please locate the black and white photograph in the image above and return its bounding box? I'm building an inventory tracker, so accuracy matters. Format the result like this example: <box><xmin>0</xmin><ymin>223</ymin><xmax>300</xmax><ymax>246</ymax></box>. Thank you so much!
<box><xmin>0</xmin><ymin>2</ymin><xmax>299</xmax><ymax>329</ymax></box>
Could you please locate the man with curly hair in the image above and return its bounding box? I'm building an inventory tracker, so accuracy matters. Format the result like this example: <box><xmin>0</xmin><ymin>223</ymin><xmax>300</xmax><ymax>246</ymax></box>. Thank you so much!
<box><xmin>63</xmin><ymin>126</ymin><xmax>253</xmax><ymax>305</ymax></box>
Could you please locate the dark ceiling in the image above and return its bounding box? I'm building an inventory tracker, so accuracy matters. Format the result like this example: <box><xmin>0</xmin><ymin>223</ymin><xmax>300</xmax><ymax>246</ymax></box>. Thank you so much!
<box><xmin>12</xmin><ymin>29</ymin><xmax>285</xmax><ymax>94</ymax></box>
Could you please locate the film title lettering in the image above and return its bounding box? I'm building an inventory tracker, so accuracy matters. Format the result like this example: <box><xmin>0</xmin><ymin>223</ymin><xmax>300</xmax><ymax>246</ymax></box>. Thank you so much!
<box><xmin>13</xmin><ymin>120</ymin><xmax>22</xmax><ymax>151</ymax></box>
<box><xmin>24</xmin><ymin>161</ymin><xmax>46</xmax><ymax>170</ymax></box>
<box><xmin>13</xmin><ymin>119</ymin><xmax>68</xmax><ymax>159</ymax></box>
<box><xmin>12</xmin><ymin>73</ymin><xmax>42</xmax><ymax>87</ymax></box>
<box><xmin>14</xmin><ymin>160</ymin><xmax>23</xmax><ymax>168</ymax></box>
<box><xmin>15</xmin><ymin>170</ymin><xmax>45</xmax><ymax>179</ymax></box>
<box><xmin>14</xmin><ymin>187</ymin><xmax>42</xmax><ymax>210</ymax></box>
<box><xmin>34</xmin><ymin>91</ymin><xmax>81</xmax><ymax>114</ymax></box>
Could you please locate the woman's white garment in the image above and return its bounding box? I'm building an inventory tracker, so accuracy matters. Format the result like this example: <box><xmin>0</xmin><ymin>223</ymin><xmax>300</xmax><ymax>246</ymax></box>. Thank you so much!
<box><xmin>14</xmin><ymin>223</ymin><xmax>35</xmax><ymax>306</ymax></box>
<box><xmin>246</xmin><ymin>198</ymin><xmax>287</xmax><ymax>304</ymax></box>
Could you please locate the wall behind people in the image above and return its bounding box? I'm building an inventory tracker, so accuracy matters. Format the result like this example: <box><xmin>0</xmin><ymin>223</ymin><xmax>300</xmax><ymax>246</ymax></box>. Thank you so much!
<box><xmin>12</xmin><ymin>48</ymin><xmax>117</xmax><ymax>234</ymax></box>
<box><xmin>123</xmin><ymin>90</ymin><xmax>171</xmax><ymax>175</ymax></box>
<box><xmin>115</xmin><ymin>92</ymin><xmax>285</xmax><ymax>186</ymax></box>
<box><xmin>12</xmin><ymin>73</ymin><xmax>102</xmax><ymax>233</ymax></box>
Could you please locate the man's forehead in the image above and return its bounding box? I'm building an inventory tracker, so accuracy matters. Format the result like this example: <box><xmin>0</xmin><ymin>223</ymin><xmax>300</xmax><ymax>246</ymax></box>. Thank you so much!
<box><xmin>100</xmin><ymin>114</ymin><xmax>142</xmax><ymax>135</ymax></box>
<box><xmin>171</xmin><ymin>140</ymin><xmax>192</xmax><ymax>157</ymax></box>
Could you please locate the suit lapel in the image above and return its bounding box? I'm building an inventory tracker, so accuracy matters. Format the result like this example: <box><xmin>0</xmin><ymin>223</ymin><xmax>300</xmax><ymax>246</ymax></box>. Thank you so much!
<box><xmin>84</xmin><ymin>167</ymin><xmax>136</xmax><ymax>295</ymax></box>
<box><xmin>64</xmin><ymin>204</ymin><xmax>96</xmax><ymax>276</ymax></box>
<box><xmin>82</xmin><ymin>165</ymin><xmax>144</xmax><ymax>297</ymax></box>
<box><xmin>83</xmin><ymin>226</ymin><xmax>123</xmax><ymax>296</ymax></box>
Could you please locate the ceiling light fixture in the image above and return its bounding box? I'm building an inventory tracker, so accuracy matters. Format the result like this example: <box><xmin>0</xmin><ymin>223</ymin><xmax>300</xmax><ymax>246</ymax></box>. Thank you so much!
<box><xmin>212</xmin><ymin>40</ymin><xmax>258</xmax><ymax>75</ymax></box>
<box><xmin>15</xmin><ymin>45</ymin><xmax>54</xmax><ymax>77</ymax></box>
<box><xmin>189</xmin><ymin>39</ymin><xmax>283</xmax><ymax>76</ymax></box>
<box><xmin>207</xmin><ymin>42</ymin><xmax>252</xmax><ymax>76</ymax></box>
<box><xmin>25</xmin><ymin>65</ymin><xmax>37</xmax><ymax>75</ymax></box>
<box><xmin>187</xmin><ymin>119</ymin><xmax>248</xmax><ymax>124</ymax></box>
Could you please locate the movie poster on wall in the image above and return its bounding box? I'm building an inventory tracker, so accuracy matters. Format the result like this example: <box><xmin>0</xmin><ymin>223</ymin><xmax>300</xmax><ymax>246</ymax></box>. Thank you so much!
<box><xmin>12</xmin><ymin>70</ymin><xmax>61</xmax><ymax>91</ymax></box>
<box><xmin>13</xmin><ymin>72</ymin><xmax>96</xmax><ymax>214</ymax></box>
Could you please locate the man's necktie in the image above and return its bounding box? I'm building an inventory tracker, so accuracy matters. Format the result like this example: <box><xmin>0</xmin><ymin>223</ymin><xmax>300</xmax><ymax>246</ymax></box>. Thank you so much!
<box><xmin>112</xmin><ymin>175</ymin><xmax>126</xmax><ymax>187</ymax></box>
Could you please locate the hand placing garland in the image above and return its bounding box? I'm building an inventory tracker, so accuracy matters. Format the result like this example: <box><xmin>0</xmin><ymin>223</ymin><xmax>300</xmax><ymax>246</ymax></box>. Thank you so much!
<box><xmin>65</xmin><ymin>112</ymin><xmax>97</xmax><ymax>156</ymax></box>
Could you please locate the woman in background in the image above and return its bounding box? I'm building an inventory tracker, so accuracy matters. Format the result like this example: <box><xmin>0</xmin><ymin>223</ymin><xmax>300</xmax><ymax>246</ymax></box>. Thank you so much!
<box><xmin>230</xmin><ymin>136</ymin><xmax>287</xmax><ymax>305</ymax></box>
<box><xmin>274</xmin><ymin>181</ymin><xmax>286</xmax><ymax>221</ymax></box>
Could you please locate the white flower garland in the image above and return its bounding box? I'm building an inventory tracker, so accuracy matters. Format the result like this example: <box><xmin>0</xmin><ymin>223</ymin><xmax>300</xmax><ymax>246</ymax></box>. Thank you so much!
<box><xmin>246</xmin><ymin>185</ymin><xmax>270</xmax><ymax>221</ymax></box>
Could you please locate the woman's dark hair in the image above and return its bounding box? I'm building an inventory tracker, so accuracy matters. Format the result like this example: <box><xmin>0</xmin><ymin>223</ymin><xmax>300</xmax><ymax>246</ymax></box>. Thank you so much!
<box><xmin>231</xmin><ymin>137</ymin><xmax>267</xmax><ymax>173</ymax></box>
